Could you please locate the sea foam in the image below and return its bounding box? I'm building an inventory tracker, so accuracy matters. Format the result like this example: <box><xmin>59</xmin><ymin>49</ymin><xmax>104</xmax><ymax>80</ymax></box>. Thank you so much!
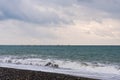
<box><xmin>0</xmin><ymin>55</ymin><xmax>120</xmax><ymax>80</ymax></box>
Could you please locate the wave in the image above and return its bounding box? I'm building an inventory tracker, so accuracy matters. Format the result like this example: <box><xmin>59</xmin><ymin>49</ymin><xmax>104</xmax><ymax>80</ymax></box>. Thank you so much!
<box><xmin>0</xmin><ymin>55</ymin><xmax>120</xmax><ymax>75</ymax></box>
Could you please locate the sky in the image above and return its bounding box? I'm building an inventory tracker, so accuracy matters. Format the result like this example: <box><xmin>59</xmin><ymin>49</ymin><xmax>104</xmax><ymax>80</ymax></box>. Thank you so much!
<box><xmin>0</xmin><ymin>0</ymin><xmax>120</xmax><ymax>45</ymax></box>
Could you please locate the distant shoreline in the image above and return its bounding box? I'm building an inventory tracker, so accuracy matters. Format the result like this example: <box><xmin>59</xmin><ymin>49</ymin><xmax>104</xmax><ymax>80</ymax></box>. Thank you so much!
<box><xmin>0</xmin><ymin>67</ymin><xmax>99</xmax><ymax>80</ymax></box>
<box><xmin>0</xmin><ymin>45</ymin><xmax>120</xmax><ymax>46</ymax></box>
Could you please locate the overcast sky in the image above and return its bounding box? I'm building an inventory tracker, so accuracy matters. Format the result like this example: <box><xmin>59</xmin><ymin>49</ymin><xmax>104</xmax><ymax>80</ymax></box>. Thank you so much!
<box><xmin>0</xmin><ymin>0</ymin><xmax>120</xmax><ymax>45</ymax></box>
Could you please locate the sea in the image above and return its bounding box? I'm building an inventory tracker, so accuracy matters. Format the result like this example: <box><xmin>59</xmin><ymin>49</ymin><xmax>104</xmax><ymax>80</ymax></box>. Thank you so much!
<box><xmin>0</xmin><ymin>45</ymin><xmax>120</xmax><ymax>80</ymax></box>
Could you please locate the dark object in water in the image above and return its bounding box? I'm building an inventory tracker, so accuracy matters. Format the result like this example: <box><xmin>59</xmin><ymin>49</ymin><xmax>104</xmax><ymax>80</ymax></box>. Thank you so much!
<box><xmin>53</xmin><ymin>64</ymin><xmax>59</xmax><ymax>68</ymax></box>
<box><xmin>45</xmin><ymin>62</ymin><xmax>52</xmax><ymax>66</ymax></box>
<box><xmin>45</xmin><ymin>62</ymin><xmax>59</xmax><ymax>68</ymax></box>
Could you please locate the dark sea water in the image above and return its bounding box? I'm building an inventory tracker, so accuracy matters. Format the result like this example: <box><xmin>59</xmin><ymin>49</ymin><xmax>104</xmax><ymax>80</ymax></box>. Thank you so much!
<box><xmin>0</xmin><ymin>45</ymin><xmax>120</xmax><ymax>80</ymax></box>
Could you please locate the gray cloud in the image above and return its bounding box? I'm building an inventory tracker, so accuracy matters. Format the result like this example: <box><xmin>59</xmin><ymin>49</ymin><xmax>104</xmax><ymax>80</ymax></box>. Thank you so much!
<box><xmin>0</xmin><ymin>0</ymin><xmax>75</xmax><ymax>25</ymax></box>
<box><xmin>0</xmin><ymin>0</ymin><xmax>120</xmax><ymax>25</ymax></box>
<box><xmin>77</xmin><ymin>0</ymin><xmax>120</xmax><ymax>19</ymax></box>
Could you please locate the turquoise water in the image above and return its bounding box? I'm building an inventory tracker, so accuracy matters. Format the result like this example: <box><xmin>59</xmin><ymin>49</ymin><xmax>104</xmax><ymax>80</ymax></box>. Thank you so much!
<box><xmin>0</xmin><ymin>45</ymin><xmax>120</xmax><ymax>65</ymax></box>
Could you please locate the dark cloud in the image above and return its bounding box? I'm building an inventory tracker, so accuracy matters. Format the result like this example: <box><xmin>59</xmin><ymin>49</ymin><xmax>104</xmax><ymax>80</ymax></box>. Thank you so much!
<box><xmin>0</xmin><ymin>0</ymin><xmax>120</xmax><ymax>26</ymax></box>
<box><xmin>0</xmin><ymin>0</ymin><xmax>74</xmax><ymax>25</ymax></box>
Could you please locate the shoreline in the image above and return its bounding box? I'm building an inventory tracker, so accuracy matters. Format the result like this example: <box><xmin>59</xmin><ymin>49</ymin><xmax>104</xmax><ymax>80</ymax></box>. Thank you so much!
<box><xmin>0</xmin><ymin>67</ymin><xmax>99</xmax><ymax>80</ymax></box>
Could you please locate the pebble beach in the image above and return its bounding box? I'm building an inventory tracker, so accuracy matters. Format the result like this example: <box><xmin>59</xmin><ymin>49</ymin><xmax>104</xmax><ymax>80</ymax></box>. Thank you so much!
<box><xmin>0</xmin><ymin>67</ymin><xmax>99</xmax><ymax>80</ymax></box>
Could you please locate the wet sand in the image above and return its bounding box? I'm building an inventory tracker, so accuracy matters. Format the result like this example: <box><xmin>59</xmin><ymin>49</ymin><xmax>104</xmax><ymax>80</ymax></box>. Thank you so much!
<box><xmin>0</xmin><ymin>67</ymin><xmax>99</xmax><ymax>80</ymax></box>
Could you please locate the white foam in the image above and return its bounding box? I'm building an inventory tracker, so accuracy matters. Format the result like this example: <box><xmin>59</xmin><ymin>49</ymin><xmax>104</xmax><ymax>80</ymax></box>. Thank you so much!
<box><xmin>0</xmin><ymin>56</ymin><xmax>120</xmax><ymax>80</ymax></box>
<box><xmin>0</xmin><ymin>63</ymin><xmax>120</xmax><ymax>80</ymax></box>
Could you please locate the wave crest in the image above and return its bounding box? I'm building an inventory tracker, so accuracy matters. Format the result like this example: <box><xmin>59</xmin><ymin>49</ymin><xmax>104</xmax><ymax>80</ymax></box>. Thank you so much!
<box><xmin>0</xmin><ymin>55</ymin><xmax>120</xmax><ymax>75</ymax></box>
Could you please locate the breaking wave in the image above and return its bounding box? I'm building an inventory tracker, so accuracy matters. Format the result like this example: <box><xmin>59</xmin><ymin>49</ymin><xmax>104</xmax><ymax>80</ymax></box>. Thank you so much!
<box><xmin>0</xmin><ymin>55</ymin><xmax>120</xmax><ymax>75</ymax></box>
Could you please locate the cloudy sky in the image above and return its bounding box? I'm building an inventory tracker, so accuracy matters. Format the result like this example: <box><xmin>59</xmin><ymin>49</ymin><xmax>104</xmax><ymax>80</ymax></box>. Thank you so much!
<box><xmin>0</xmin><ymin>0</ymin><xmax>120</xmax><ymax>45</ymax></box>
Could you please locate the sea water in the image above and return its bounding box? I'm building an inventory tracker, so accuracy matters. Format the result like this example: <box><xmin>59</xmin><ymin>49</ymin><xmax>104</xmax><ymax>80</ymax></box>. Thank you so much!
<box><xmin>0</xmin><ymin>45</ymin><xmax>120</xmax><ymax>80</ymax></box>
